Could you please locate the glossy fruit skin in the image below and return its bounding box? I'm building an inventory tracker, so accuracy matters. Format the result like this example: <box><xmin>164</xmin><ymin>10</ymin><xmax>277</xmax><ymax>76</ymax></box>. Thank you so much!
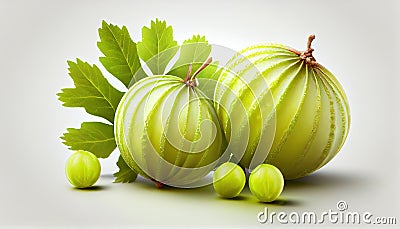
<box><xmin>213</xmin><ymin>162</ymin><xmax>246</xmax><ymax>198</ymax></box>
<box><xmin>65</xmin><ymin>150</ymin><xmax>101</xmax><ymax>188</ymax></box>
<box><xmin>214</xmin><ymin>44</ymin><xmax>350</xmax><ymax>179</ymax></box>
<box><xmin>115</xmin><ymin>75</ymin><xmax>226</xmax><ymax>187</ymax></box>
<box><xmin>249</xmin><ymin>164</ymin><xmax>284</xmax><ymax>202</ymax></box>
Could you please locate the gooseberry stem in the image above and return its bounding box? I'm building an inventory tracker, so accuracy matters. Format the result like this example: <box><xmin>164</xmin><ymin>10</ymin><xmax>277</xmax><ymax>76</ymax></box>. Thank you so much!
<box><xmin>287</xmin><ymin>34</ymin><xmax>318</xmax><ymax>67</ymax></box>
<box><xmin>185</xmin><ymin>63</ymin><xmax>193</xmax><ymax>82</ymax></box>
<box><xmin>191</xmin><ymin>57</ymin><xmax>212</xmax><ymax>80</ymax></box>
<box><xmin>151</xmin><ymin>178</ymin><xmax>165</xmax><ymax>188</ymax></box>
<box><xmin>183</xmin><ymin>57</ymin><xmax>213</xmax><ymax>87</ymax></box>
<box><xmin>307</xmin><ymin>34</ymin><xmax>315</xmax><ymax>50</ymax></box>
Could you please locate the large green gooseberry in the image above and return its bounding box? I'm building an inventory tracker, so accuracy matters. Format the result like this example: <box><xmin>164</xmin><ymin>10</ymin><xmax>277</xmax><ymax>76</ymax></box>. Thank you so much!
<box><xmin>213</xmin><ymin>162</ymin><xmax>246</xmax><ymax>198</ymax></box>
<box><xmin>249</xmin><ymin>164</ymin><xmax>284</xmax><ymax>202</ymax></box>
<box><xmin>65</xmin><ymin>150</ymin><xmax>101</xmax><ymax>188</ymax></box>
<box><xmin>115</xmin><ymin>58</ymin><xmax>226</xmax><ymax>188</ymax></box>
<box><xmin>214</xmin><ymin>35</ymin><xmax>350</xmax><ymax>179</ymax></box>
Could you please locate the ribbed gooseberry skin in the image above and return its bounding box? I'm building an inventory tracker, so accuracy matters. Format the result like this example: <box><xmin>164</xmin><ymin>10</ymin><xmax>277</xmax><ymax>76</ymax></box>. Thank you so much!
<box><xmin>115</xmin><ymin>75</ymin><xmax>225</xmax><ymax>187</ymax></box>
<box><xmin>214</xmin><ymin>41</ymin><xmax>350</xmax><ymax>179</ymax></box>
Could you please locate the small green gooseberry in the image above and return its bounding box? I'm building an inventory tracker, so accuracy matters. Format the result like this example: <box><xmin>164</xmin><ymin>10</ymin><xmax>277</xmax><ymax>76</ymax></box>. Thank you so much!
<box><xmin>65</xmin><ymin>150</ymin><xmax>101</xmax><ymax>188</ymax></box>
<box><xmin>249</xmin><ymin>164</ymin><xmax>284</xmax><ymax>202</ymax></box>
<box><xmin>213</xmin><ymin>162</ymin><xmax>246</xmax><ymax>198</ymax></box>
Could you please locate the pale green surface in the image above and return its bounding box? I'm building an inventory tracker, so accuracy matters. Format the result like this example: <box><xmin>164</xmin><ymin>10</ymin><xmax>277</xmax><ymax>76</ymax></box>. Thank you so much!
<box><xmin>115</xmin><ymin>75</ymin><xmax>225</xmax><ymax>187</ymax></box>
<box><xmin>65</xmin><ymin>151</ymin><xmax>101</xmax><ymax>188</ymax></box>
<box><xmin>0</xmin><ymin>0</ymin><xmax>399</xmax><ymax>228</ymax></box>
<box><xmin>213</xmin><ymin>162</ymin><xmax>246</xmax><ymax>198</ymax></box>
<box><xmin>249</xmin><ymin>164</ymin><xmax>284</xmax><ymax>202</ymax></box>
<box><xmin>215</xmin><ymin>44</ymin><xmax>350</xmax><ymax>179</ymax></box>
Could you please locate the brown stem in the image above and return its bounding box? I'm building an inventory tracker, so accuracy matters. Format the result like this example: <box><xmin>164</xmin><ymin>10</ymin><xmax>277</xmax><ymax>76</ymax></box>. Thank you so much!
<box><xmin>191</xmin><ymin>57</ymin><xmax>212</xmax><ymax>81</ymax></box>
<box><xmin>183</xmin><ymin>63</ymin><xmax>193</xmax><ymax>82</ymax></box>
<box><xmin>151</xmin><ymin>178</ymin><xmax>165</xmax><ymax>189</ymax></box>
<box><xmin>307</xmin><ymin>34</ymin><xmax>315</xmax><ymax>50</ymax></box>
<box><xmin>287</xmin><ymin>34</ymin><xmax>319</xmax><ymax>67</ymax></box>
<box><xmin>183</xmin><ymin>57</ymin><xmax>213</xmax><ymax>87</ymax></box>
<box><xmin>286</xmin><ymin>47</ymin><xmax>301</xmax><ymax>56</ymax></box>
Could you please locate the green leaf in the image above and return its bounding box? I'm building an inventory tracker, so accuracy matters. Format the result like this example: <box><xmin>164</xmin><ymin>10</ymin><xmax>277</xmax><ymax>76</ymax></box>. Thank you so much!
<box><xmin>137</xmin><ymin>19</ymin><xmax>178</xmax><ymax>75</ymax></box>
<box><xmin>168</xmin><ymin>35</ymin><xmax>212</xmax><ymax>78</ymax></box>
<box><xmin>58</xmin><ymin>59</ymin><xmax>124</xmax><ymax>123</ymax></box>
<box><xmin>196</xmin><ymin>61</ymin><xmax>222</xmax><ymax>99</ymax></box>
<box><xmin>61</xmin><ymin>122</ymin><xmax>116</xmax><ymax>158</ymax></box>
<box><xmin>98</xmin><ymin>21</ymin><xmax>143</xmax><ymax>87</ymax></box>
<box><xmin>114</xmin><ymin>155</ymin><xmax>138</xmax><ymax>183</ymax></box>
<box><xmin>196</xmin><ymin>61</ymin><xmax>220</xmax><ymax>80</ymax></box>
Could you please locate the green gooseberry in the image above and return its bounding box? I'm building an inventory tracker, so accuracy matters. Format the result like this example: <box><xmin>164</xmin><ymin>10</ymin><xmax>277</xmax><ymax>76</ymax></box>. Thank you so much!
<box><xmin>65</xmin><ymin>150</ymin><xmax>101</xmax><ymax>188</ymax></box>
<box><xmin>249</xmin><ymin>164</ymin><xmax>284</xmax><ymax>202</ymax></box>
<box><xmin>213</xmin><ymin>162</ymin><xmax>246</xmax><ymax>198</ymax></box>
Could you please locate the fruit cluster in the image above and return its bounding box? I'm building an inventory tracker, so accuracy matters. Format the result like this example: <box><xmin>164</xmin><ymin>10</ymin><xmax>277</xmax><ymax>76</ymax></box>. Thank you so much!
<box><xmin>213</xmin><ymin>162</ymin><xmax>284</xmax><ymax>202</ymax></box>
<box><xmin>62</xmin><ymin>21</ymin><xmax>350</xmax><ymax>203</ymax></box>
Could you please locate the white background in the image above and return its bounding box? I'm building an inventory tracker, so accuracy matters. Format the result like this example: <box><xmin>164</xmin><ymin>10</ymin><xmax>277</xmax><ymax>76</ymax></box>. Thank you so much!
<box><xmin>0</xmin><ymin>0</ymin><xmax>399</xmax><ymax>227</ymax></box>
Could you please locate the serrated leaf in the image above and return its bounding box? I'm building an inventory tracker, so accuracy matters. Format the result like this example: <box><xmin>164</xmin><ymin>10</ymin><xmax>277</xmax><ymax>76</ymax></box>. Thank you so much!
<box><xmin>113</xmin><ymin>155</ymin><xmax>138</xmax><ymax>183</ymax></box>
<box><xmin>98</xmin><ymin>21</ymin><xmax>143</xmax><ymax>87</ymax></box>
<box><xmin>168</xmin><ymin>35</ymin><xmax>212</xmax><ymax>78</ymax></box>
<box><xmin>58</xmin><ymin>59</ymin><xmax>124</xmax><ymax>123</ymax></box>
<box><xmin>137</xmin><ymin>19</ymin><xmax>178</xmax><ymax>75</ymax></box>
<box><xmin>127</xmin><ymin>67</ymin><xmax>148</xmax><ymax>88</ymax></box>
<box><xmin>61</xmin><ymin>122</ymin><xmax>116</xmax><ymax>158</ymax></box>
